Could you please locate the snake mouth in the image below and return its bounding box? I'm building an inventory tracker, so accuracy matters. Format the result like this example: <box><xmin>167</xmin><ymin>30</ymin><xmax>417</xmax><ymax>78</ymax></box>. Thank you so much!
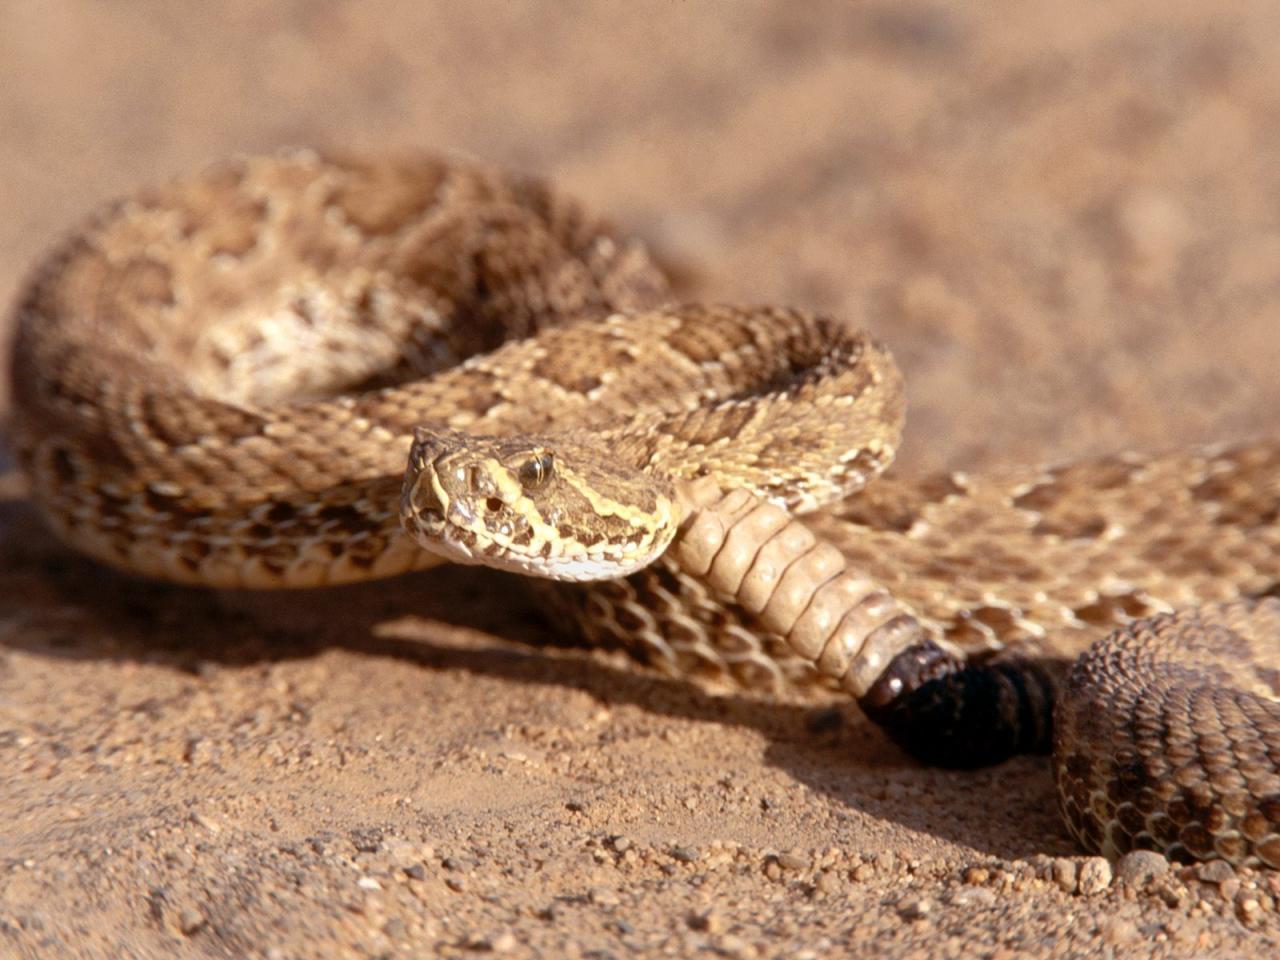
<box><xmin>400</xmin><ymin>470</ymin><xmax>484</xmax><ymax>564</ymax></box>
<box><xmin>400</xmin><ymin>462</ymin><xmax>544</xmax><ymax>572</ymax></box>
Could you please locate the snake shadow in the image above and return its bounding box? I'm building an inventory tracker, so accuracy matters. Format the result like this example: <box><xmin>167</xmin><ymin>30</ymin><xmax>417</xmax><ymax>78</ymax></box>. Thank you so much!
<box><xmin>1</xmin><ymin>490</ymin><xmax>1074</xmax><ymax>863</ymax></box>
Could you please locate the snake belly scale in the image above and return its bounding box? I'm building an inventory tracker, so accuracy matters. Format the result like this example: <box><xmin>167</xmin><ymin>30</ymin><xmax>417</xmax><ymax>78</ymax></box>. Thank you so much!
<box><xmin>8</xmin><ymin>150</ymin><xmax>1280</xmax><ymax>868</ymax></box>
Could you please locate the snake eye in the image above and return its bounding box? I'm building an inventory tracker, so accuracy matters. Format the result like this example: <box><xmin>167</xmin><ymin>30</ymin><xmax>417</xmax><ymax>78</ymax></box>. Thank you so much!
<box><xmin>517</xmin><ymin>451</ymin><xmax>554</xmax><ymax>490</ymax></box>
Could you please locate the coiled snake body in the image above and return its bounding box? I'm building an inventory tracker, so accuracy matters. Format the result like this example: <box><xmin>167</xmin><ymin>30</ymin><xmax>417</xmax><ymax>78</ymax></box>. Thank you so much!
<box><xmin>9</xmin><ymin>151</ymin><xmax>1280</xmax><ymax>868</ymax></box>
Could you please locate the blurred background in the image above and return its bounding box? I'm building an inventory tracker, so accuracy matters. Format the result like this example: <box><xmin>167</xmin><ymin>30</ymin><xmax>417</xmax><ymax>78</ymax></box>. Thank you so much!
<box><xmin>3</xmin><ymin>1</ymin><xmax>1278</xmax><ymax>472</ymax></box>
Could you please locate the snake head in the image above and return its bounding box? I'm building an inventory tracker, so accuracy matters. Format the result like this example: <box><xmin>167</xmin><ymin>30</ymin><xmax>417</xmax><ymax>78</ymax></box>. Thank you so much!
<box><xmin>401</xmin><ymin>427</ymin><xmax>679</xmax><ymax>581</ymax></box>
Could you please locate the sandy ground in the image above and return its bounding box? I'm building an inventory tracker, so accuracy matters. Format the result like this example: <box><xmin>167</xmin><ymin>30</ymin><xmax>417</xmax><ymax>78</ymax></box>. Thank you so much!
<box><xmin>3</xmin><ymin>2</ymin><xmax>1280</xmax><ymax>957</ymax></box>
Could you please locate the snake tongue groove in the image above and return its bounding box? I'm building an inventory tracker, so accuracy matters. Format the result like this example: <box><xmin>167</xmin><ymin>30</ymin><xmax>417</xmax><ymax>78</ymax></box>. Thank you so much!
<box><xmin>9</xmin><ymin>149</ymin><xmax>1280</xmax><ymax>869</ymax></box>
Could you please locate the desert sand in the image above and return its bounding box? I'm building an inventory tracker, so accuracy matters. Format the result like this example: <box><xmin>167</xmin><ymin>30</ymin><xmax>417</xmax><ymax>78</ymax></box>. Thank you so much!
<box><xmin>3</xmin><ymin>3</ymin><xmax>1280</xmax><ymax>957</ymax></box>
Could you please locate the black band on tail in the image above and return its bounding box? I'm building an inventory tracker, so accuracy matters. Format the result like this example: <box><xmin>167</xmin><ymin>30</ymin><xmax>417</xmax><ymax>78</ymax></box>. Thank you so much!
<box><xmin>858</xmin><ymin>640</ymin><xmax>1055</xmax><ymax>768</ymax></box>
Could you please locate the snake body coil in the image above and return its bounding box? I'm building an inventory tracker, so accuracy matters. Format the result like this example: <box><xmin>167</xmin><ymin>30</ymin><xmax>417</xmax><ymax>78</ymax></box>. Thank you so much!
<box><xmin>9</xmin><ymin>150</ymin><xmax>1280</xmax><ymax>868</ymax></box>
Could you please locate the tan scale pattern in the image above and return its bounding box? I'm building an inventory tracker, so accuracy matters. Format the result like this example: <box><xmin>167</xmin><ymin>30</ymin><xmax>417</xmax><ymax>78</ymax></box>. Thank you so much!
<box><xmin>1057</xmin><ymin>600</ymin><xmax>1280</xmax><ymax>868</ymax></box>
<box><xmin>8</xmin><ymin>150</ymin><xmax>1280</xmax><ymax>868</ymax></box>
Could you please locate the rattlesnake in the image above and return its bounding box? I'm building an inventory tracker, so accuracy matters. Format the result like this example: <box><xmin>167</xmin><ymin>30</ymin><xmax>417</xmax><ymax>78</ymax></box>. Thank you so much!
<box><xmin>8</xmin><ymin>150</ymin><xmax>1280</xmax><ymax>868</ymax></box>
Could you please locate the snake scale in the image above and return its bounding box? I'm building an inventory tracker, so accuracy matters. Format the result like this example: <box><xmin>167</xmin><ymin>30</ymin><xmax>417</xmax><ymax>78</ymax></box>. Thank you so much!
<box><xmin>8</xmin><ymin>150</ymin><xmax>1280</xmax><ymax>869</ymax></box>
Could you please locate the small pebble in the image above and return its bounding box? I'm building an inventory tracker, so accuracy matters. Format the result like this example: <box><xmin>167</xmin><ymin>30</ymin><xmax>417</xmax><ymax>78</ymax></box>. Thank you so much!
<box><xmin>589</xmin><ymin>887</ymin><xmax>620</xmax><ymax>907</ymax></box>
<box><xmin>1153</xmin><ymin>878</ymin><xmax>1187</xmax><ymax>908</ymax></box>
<box><xmin>716</xmin><ymin>933</ymin><xmax>755</xmax><ymax>959</ymax></box>
<box><xmin>814</xmin><ymin>871</ymin><xmax>840</xmax><ymax>894</ymax></box>
<box><xmin>177</xmin><ymin>907</ymin><xmax>205</xmax><ymax>936</ymax></box>
<box><xmin>1197</xmin><ymin>859</ymin><xmax>1235</xmax><ymax>885</ymax></box>
<box><xmin>490</xmin><ymin>932</ymin><xmax>517</xmax><ymax>953</ymax></box>
<box><xmin>1114</xmin><ymin>850</ymin><xmax>1170</xmax><ymax>887</ymax></box>
<box><xmin>777</xmin><ymin>852</ymin><xmax>809</xmax><ymax>871</ymax></box>
<box><xmin>1101</xmin><ymin>916</ymin><xmax>1139</xmax><ymax>945</ymax></box>
<box><xmin>1077</xmin><ymin>857</ymin><xmax>1112</xmax><ymax>895</ymax></box>
<box><xmin>462</xmin><ymin>932</ymin><xmax>512</xmax><ymax>953</ymax></box>
<box><xmin>1025</xmin><ymin>854</ymin><xmax>1054</xmax><ymax>879</ymax></box>
<box><xmin>384</xmin><ymin>838</ymin><xmax>417</xmax><ymax>867</ymax></box>
<box><xmin>897</xmin><ymin>897</ymin><xmax>933</xmax><ymax>921</ymax></box>
<box><xmin>608</xmin><ymin>835</ymin><xmax>632</xmax><ymax>853</ymax></box>
<box><xmin>951</xmin><ymin>886</ymin><xmax>997</xmax><ymax>908</ymax></box>
<box><xmin>688</xmin><ymin>909</ymin><xmax>726</xmax><ymax>934</ymax></box>
<box><xmin>189</xmin><ymin>812</ymin><xmax>221</xmax><ymax>835</ymax></box>
<box><xmin>671</xmin><ymin>846</ymin><xmax>700</xmax><ymax>863</ymax></box>
<box><xmin>1051</xmin><ymin>858</ymin><xmax>1077</xmax><ymax>894</ymax></box>
<box><xmin>1237</xmin><ymin>897</ymin><xmax>1262</xmax><ymax>923</ymax></box>
<box><xmin>350</xmin><ymin>830</ymin><xmax>382</xmax><ymax>853</ymax></box>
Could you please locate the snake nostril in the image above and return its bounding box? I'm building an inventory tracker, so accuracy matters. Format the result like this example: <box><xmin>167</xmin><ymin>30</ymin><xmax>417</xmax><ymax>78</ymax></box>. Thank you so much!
<box><xmin>485</xmin><ymin>497</ymin><xmax>503</xmax><ymax>513</ymax></box>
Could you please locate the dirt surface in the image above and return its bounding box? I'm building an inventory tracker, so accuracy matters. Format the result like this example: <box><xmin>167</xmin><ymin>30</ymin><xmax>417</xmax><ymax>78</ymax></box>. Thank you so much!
<box><xmin>3</xmin><ymin>3</ymin><xmax>1280</xmax><ymax>958</ymax></box>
